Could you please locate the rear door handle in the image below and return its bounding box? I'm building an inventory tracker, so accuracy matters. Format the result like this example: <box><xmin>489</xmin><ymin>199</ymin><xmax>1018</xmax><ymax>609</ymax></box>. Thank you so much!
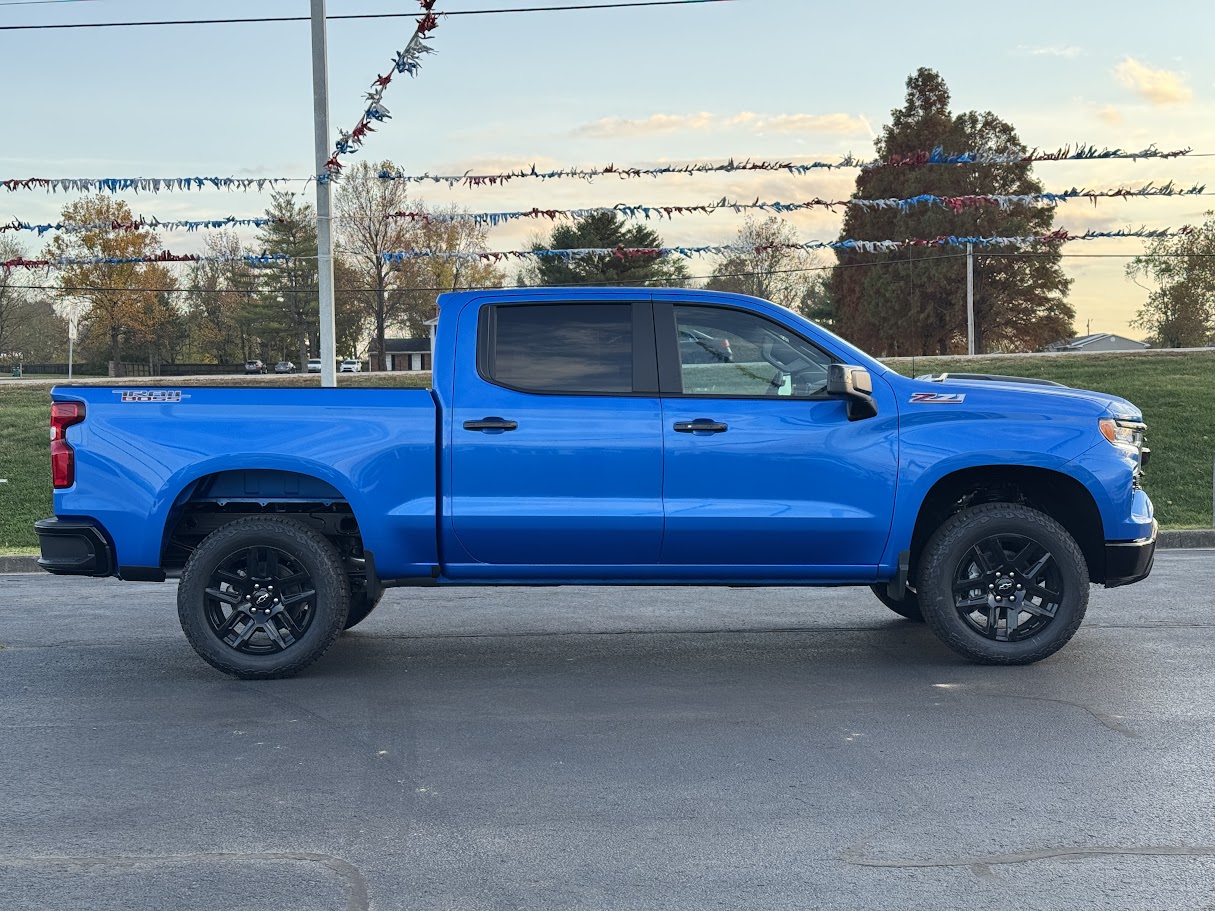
<box><xmin>463</xmin><ymin>417</ymin><xmax>518</xmax><ymax>432</ymax></box>
<box><xmin>673</xmin><ymin>420</ymin><xmax>728</xmax><ymax>434</ymax></box>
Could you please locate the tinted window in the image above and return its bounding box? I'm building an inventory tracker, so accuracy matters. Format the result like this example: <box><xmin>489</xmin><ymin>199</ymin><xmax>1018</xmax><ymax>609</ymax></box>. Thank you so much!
<box><xmin>674</xmin><ymin>306</ymin><xmax>833</xmax><ymax>397</ymax></box>
<box><xmin>490</xmin><ymin>303</ymin><xmax>633</xmax><ymax>394</ymax></box>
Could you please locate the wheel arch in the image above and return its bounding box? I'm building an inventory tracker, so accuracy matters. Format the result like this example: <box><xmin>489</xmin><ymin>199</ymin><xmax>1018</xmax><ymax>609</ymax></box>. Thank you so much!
<box><xmin>908</xmin><ymin>465</ymin><xmax>1107</xmax><ymax>584</ymax></box>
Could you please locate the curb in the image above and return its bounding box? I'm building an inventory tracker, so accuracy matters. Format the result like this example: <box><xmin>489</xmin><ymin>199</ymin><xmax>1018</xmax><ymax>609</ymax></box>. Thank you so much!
<box><xmin>3</xmin><ymin>530</ymin><xmax>1214</xmax><ymax>576</ymax></box>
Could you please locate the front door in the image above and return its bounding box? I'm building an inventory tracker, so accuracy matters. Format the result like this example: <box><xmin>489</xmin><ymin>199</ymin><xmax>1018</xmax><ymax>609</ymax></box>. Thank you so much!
<box><xmin>448</xmin><ymin>299</ymin><xmax>665</xmax><ymax>569</ymax></box>
<box><xmin>657</xmin><ymin>302</ymin><xmax>899</xmax><ymax>573</ymax></box>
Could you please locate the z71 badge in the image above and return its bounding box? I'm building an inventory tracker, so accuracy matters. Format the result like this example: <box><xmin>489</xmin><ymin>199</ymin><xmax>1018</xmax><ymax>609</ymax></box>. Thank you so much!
<box><xmin>116</xmin><ymin>390</ymin><xmax>186</xmax><ymax>403</ymax></box>
<box><xmin>910</xmin><ymin>392</ymin><xmax>966</xmax><ymax>404</ymax></box>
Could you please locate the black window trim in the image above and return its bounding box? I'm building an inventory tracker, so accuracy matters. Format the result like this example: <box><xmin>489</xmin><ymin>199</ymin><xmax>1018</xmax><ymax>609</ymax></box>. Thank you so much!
<box><xmin>476</xmin><ymin>299</ymin><xmax>660</xmax><ymax>398</ymax></box>
<box><xmin>655</xmin><ymin>301</ymin><xmax>839</xmax><ymax>401</ymax></box>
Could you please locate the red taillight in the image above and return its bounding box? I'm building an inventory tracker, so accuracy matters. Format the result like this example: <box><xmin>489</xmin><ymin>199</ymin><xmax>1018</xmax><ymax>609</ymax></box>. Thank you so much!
<box><xmin>50</xmin><ymin>401</ymin><xmax>85</xmax><ymax>489</ymax></box>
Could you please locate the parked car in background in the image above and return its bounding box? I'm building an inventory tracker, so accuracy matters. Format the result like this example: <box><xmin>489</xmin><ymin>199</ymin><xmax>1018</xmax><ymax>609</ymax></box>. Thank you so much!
<box><xmin>243</xmin><ymin>359</ymin><xmax>267</xmax><ymax>375</ymax></box>
<box><xmin>340</xmin><ymin>359</ymin><xmax>362</xmax><ymax>373</ymax></box>
<box><xmin>679</xmin><ymin>327</ymin><xmax>733</xmax><ymax>364</ymax></box>
<box><xmin>306</xmin><ymin>359</ymin><xmax>322</xmax><ymax>374</ymax></box>
<box><xmin>274</xmin><ymin>361</ymin><xmax>296</xmax><ymax>374</ymax></box>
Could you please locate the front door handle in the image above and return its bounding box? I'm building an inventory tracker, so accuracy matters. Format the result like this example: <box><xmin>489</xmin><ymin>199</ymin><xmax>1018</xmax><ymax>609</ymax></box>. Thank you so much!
<box><xmin>673</xmin><ymin>419</ymin><xmax>728</xmax><ymax>434</ymax></box>
<box><xmin>463</xmin><ymin>417</ymin><xmax>518</xmax><ymax>432</ymax></box>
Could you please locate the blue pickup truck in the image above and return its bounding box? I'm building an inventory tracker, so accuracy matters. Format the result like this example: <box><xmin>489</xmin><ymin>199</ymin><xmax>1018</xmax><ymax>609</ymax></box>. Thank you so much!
<box><xmin>35</xmin><ymin>288</ymin><xmax>1156</xmax><ymax>678</ymax></box>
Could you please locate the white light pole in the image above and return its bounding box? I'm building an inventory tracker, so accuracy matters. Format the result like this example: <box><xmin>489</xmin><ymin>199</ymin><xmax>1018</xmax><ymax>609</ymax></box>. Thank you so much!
<box><xmin>310</xmin><ymin>0</ymin><xmax>338</xmax><ymax>388</ymax></box>
<box><xmin>966</xmin><ymin>242</ymin><xmax>975</xmax><ymax>356</ymax></box>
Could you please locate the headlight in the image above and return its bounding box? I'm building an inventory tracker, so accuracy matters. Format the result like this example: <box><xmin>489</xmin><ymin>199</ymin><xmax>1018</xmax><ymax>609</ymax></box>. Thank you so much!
<box><xmin>1099</xmin><ymin>418</ymin><xmax>1145</xmax><ymax>451</ymax></box>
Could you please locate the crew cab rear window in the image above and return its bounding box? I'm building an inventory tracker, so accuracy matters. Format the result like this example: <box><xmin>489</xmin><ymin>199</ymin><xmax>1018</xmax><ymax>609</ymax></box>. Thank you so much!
<box><xmin>485</xmin><ymin>303</ymin><xmax>633</xmax><ymax>394</ymax></box>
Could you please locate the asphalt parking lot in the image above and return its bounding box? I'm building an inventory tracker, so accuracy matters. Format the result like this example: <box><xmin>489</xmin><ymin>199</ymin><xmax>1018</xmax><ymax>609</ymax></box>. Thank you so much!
<box><xmin>3</xmin><ymin>551</ymin><xmax>1215</xmax><ymax>910</ymax></box>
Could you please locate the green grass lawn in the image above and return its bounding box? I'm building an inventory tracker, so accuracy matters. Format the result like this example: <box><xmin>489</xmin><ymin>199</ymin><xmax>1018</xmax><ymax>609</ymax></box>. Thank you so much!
<box><xmin>0</xmin><ymin>353</ymin><xmax>1211</xmax><ymax>551</ymax></box>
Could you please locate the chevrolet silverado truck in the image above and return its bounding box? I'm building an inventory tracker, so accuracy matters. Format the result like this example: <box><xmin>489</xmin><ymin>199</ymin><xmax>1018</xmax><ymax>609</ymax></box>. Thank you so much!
<box><xmin>35</xmin><ymin>288</ymin><xmax>1157</xmax><ymax>678</ymax></box>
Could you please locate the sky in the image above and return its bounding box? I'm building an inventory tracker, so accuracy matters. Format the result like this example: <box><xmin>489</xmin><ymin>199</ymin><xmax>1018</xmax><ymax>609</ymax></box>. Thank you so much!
<box><xmin>3</xmin><ymin>0</ymin><xmax>1213</xmax><ymax>340</ymax></box>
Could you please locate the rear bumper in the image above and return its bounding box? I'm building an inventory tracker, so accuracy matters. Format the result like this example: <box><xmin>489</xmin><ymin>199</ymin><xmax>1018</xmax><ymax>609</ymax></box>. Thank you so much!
<box><xmin>34</xmin><ymin>517</ymin><xmax>114</xmax><ymax>577</ymax></box>
<box><xmin>1104</xmin><ymin>520</ymin><xmax>1157</xmax><ymax>588</ymax></box>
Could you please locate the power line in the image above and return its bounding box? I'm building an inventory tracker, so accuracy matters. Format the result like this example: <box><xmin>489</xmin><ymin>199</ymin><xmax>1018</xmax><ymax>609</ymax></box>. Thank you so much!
<box><xmin>0</xmin><ymin>0</ymin><xmax>738</xmax><ymax>30</ymax></box>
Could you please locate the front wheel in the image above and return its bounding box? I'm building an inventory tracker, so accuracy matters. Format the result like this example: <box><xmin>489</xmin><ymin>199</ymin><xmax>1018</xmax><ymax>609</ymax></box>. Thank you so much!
<box><xmin>916</xmin><ymin>503</ymin><xmax>1089</xmax><ymax>665</ymax></box>
<box><xmin>178</xmin><ymin>516</ymin><xmax>350</xmax><ymax>679</ymax></box>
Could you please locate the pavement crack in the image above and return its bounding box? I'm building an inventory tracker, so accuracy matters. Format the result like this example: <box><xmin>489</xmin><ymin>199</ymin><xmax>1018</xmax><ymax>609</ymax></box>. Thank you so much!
<box><xmin>0</xmin><ymin>851</ymin><xmax>369</xmax><ymax>911</ymax></box>
<box><xmin>974</xmin><ymin>691</ymin><xmax>1138</xmax><ymax>738</ymax></box>
<box><xmin>840</xmin><ymin>844</ymin><xmax>1215</xmax><ymax>869</ymax></box>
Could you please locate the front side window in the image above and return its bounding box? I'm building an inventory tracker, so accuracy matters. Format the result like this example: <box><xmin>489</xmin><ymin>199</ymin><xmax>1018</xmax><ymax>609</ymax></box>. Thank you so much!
<box><xmin>674</xmin><ymin>305</ymin><xmax>833</xmax><ymax>397</ymax></box>
<box><xmin>488</xmin><ymin>303</ymin><xmax>633</xmax><ymax>394</ymax></box>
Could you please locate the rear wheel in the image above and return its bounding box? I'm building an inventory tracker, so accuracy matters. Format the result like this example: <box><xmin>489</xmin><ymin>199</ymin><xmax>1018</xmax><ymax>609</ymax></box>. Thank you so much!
<box><xmin>178</xmin><ymin>516</ymin><xmax>349</xmax><ymax>679</ymax></box>
<box><xmin>917</xmin><ymin>503</ymin><xmax>1088</xmax><ymax>665</ymax></box>
<box><xmin>869</xmin><ymin>584</ymin><xmax>923</xmax><ymax>622</ymax></box>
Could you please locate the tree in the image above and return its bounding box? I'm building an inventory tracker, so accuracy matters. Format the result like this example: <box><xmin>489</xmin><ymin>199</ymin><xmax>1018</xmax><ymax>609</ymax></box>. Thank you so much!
<box><xmin>334</xmin><ymin>160</ymin><xmax>414</xmax><ymax>369</ymax></box>
<box><xmin>185</xmin><ymin>232</ymin><xmax>261</xmax><ymax>363</ymax></box>
<box><xmin>831</xmin><ymin>69</ymin><xmax>1074</xmax><ymax>355</ymax></box>
<box><xmin>1126</xmin><ymin>213</ymin><xmax>1215</xmax><ymax>348</ymax></box>
<box><xmin>705</xmin><ymin>215</ymin><xmax>829</xmax><ymax>312</ymax></box>
<box><xmin>42</xmin><ymin>196</ymin><xmax>171</xmax><ymax>368</ymax></box>
<box><xmin>254</xmin><ymin>192</ymin><xmax>319</xmax><ymax>365</ymax></box>
<box><xmin>528</xmin><ymin>211</ymin><xmax>689</xmax><ymax>288</ymax></box>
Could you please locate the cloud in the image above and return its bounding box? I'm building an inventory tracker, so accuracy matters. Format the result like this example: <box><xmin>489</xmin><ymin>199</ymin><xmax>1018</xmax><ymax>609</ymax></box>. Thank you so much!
<box><xmin>1115</xmin><ymin>57</ymin><xmax>1192</xmax><ymax>105</ymax></box>
<box><xmin>1017</xmin><ymin>44</ymin><xmax>1085</xmax><ymax>59</ymax></box>
<box><xmin>572</xmin><ymin>111</ymin><xmax>870</xmax><ymax>139</ymax></box>
<box><xmin>1096</xmin><ymin>105</ymin><xmax>1124</xmax><ymax>125</ymax></box>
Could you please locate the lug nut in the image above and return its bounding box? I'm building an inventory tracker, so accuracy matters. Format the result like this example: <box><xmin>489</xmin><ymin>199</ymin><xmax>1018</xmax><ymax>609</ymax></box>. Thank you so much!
<box><xmin>1016</xmin><ymin>584</ymin><xmax>1023</xmax><ymax>590</ymax></box>
<box><xmin>988</xmin><ymin>584</ymin><xmax>995</xmax><ymax>590</ymax></box>
<box><xmin>995</xmin><ymin>596</ymin><xmax>1003</xmax><ymax>602</ymax></box>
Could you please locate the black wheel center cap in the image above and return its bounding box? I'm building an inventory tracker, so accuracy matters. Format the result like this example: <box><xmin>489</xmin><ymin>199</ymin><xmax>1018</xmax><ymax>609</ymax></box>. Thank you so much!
<box><xmin>995</xmin><ymin>579</ymin><xmax>1015</xmax><ymax>595</ymax></box>
<box><xmin>254</xmin><ymin>592</ymin><xmax>273</xmax><ymax>608</ymax></box>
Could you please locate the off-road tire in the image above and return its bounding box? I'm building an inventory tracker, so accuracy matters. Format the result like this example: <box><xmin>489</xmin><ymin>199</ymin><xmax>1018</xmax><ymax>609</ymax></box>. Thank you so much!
<box><xmin>869</xmin><ymin>584</ymin><xmax>924</xmax><ymax>622</ymax></box>
<box><xmin>343</xmin><ymin>588</ymin><xmax>384</xmax><ymax>631</ymax></box>
<box><xmin>178</xmin><ymin>516</ymin><xmax>350</xmax><ymax>679</ymax></box>
<box><xmin>917</xmin><ymin>503</ymin><xmax>1089</xmax><ymax>665</ymax></box>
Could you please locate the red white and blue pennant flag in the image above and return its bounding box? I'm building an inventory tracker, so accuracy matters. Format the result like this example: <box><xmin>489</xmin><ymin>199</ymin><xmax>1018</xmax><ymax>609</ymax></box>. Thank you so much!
<box><xmin>323</xmin><ymin>0</ymin><xmax>440</xmax><ymax>178</ymax></box>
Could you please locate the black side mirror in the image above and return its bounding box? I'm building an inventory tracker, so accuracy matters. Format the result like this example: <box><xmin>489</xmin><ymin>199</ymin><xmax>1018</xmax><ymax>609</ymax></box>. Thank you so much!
<box><xmin>827</xmin><ymin>364</ymin><xmax>878</xmax><ymax>421</ymax></box>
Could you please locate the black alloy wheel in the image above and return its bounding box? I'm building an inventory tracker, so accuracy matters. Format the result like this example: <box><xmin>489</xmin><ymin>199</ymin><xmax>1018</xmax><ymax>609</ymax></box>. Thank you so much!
<box><xmin>203</xmin><ymin>545</ymin><xmax>317</xmax><ymax>654</ymax></box>
<box><xmin>951</xmin><ymin>534</ymin><xmax>1063</xmax><ymax>642</ymax></box>
<box><xmin>917</xmin><ymin>503</ymin><xmax>1088</xmax><ymax>665</ymax></box>
<box><xmin>178</xmin><ymin>516</ymin><xmax>349</xmax><ymax>679</ymax></box>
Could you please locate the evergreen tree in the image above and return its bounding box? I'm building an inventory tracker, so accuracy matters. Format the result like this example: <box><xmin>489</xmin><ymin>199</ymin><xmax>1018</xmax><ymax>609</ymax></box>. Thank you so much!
<box><xmin>529</xmin><ymin>212</ymin><xmax>689</xmax><ymax>287</ymax></box>
<box><xmin>254</xmin><ymin>192</ymin><xmax>320</xmax><ymax>365</ymax></box>
<box><xmin>832</xmin><ymin>69</ymin><xmax>1074</xmax><ymax>355</ymax></box>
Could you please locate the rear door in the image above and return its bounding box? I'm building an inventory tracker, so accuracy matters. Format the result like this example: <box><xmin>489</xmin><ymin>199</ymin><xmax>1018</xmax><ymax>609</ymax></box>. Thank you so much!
<box><xmin>657</xmin><ymin>301</ymin><xmax>898</xmax><ymax>573</ymax></box>
<box><xmin>447</xmin><ymin>298</ymin><xmax>665</xmax><ymax>569</ymax></box>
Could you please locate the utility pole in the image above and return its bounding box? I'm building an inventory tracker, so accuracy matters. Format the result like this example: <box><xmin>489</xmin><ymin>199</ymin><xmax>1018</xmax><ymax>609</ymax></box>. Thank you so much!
<box><xmin>310</xmin><ymin>0</ymin><xmax>338</xmax><ymax>388</ymax></box>
<box><xmin>966</xmin><ymin>242</ymin><xmax>975</xmax><ymax>356</ymax></box>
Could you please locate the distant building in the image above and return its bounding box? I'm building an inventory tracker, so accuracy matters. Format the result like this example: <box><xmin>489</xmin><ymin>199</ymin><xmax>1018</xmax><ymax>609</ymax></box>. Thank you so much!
<box><xmin>1046</xmin><ymin>333</ymin><xmax>1151</xmax><ymax>353</ymax></box>
<box><xmin>379</xmin><ymin>318</ymin><xmax>438</xmax><ymax>371</ymax></box>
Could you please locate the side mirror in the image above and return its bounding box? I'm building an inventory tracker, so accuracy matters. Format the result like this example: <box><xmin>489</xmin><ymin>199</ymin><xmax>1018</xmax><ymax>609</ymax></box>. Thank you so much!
<box><xmin>827</xmin><ymin>364</ymin><xmax>878</xmax><ymax>421</ymax></box>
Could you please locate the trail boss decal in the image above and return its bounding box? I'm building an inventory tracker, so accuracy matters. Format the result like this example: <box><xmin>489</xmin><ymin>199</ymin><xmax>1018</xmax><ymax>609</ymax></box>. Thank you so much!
<box><xmin>115</xmin><ymin>390</ymin><xmax>187</xmax><ymax>403</ymax></box>
<box><xmin>910</xmin><ymin>392</ymin><xmax>966</xmax><ymax>404</ymax></box>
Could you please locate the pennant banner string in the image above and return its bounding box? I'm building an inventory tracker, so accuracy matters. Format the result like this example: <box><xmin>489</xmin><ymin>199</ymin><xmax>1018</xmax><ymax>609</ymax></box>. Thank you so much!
<box><xmin>379</xmin><ymin>226</ymin><xmax>1198</xmax><ymax>264</ymax></box>
<box><xmin>374</xmin><ymin>145</ymin><xmax>1195</xmax><ymax>187</ymax></box>
<box><xmin>1</xmin><ymin>226</ymin><xmax>1197</xmax><ymax>272</ymax></box>
<box><xmin>6</xmin><ymin>183</ymin><xmax>1206</xmax><ymax>238</ymax></box>
<box><xmin>323</xmin><ymin>0</ymin><xmax>439</xmax><ymax>177</ymax></box>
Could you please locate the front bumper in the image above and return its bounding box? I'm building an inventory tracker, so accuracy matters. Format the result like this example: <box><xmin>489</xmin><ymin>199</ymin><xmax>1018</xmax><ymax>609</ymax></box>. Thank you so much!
<box><xmin>1104</xmin><ymin>519</ymin><xmax>1157</xmax><ymax>588</ymax></box>
<box><xmin>34</xmin><ymin>517</ymin><xmax>114</xmax><ymax>577</ymax></box>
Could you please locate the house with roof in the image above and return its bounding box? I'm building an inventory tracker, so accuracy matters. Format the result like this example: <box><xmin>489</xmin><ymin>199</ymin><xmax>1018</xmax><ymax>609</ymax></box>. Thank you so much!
<box><xmin>376</xmin><ymin>317</ymin><xmax>439</xmax><ymax>372</ymax></box>
<box><xmin>1045</xmin><ymin>333</ymin><xmax>1150</xmax><ymax>353</ymax></box>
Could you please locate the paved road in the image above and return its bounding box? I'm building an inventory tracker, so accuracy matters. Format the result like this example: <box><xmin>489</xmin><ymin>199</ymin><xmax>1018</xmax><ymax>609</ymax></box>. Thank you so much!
<box><xmin>3</xmin><ymin>552</ymin><xmax>1215</xmax><ymax>910</ymax></box>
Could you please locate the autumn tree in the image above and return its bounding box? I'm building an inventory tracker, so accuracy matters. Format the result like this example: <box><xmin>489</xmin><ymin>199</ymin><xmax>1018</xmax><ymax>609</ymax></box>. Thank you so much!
<box><xmin>396</xmin><ymin>206</ymin><xmax>504</xmax><ymax>333</ymax></box>
<box><xmin>184</xmin><ymin>232</ymin><xmax>263</xmax><ymax>363</ymax></box>
<box><xmin>43</xmin><ymin>196</ymin><xmax>175</xmax><ymax>369</ymax></box>
<box><xmin>254</xmin><ymin>192</ymin><xmax>319</xmax><ymax>365</ymax></box>
<box><xmin>832</xmin><ymin>69</ymin><xmax>1073</xmax><ymax>355</ymax></box>
<box><xmin>1126</xmin><ymin>213</ymin><xmax>1215</xmax><ymax>348</ymax></box>
<box><xmin>706</xmin><ymin>215</ymin><xmax>830</xmax><ymax>311</ymax></box>
<box><xmin>333</xmin><ymin>160</ymin><xmax>416</xmax><ymax>369</ymax></box>
<box><xmin>528</xmin><ymin>211</ymin><xmax>689</xmax><ymax>288</ymax></box>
